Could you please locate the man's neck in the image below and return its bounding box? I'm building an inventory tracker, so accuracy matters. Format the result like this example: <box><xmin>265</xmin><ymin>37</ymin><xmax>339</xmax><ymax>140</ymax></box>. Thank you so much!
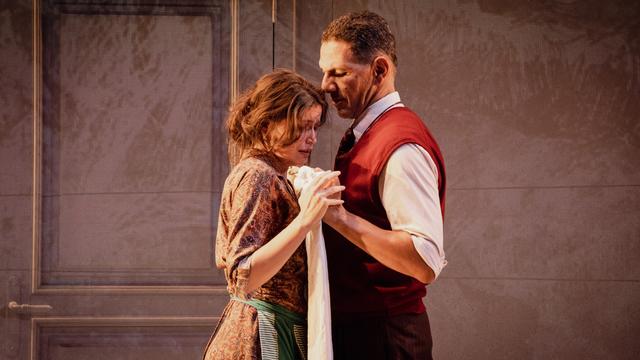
<box><xmin>354</xmin><ymin>85</ymin><xmax>396</xmax><ymax>125</ymax></box>
<box><xmin>352</xmin><ymin>91</ymin><xmax>403</xmax><ymax>141</ymax></box>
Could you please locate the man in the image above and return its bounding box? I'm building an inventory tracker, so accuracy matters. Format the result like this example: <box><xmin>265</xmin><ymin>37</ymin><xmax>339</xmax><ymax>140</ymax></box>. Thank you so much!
<box><xmin>319</xmin><ymin>11</ymin><xmax>447</xmax><ymax>359</ymax></box>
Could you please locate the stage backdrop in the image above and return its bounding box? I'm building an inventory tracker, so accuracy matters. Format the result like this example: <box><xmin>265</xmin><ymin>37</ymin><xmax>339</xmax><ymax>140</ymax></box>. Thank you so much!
<box><xmin>1</xmin><ymin>0</ymin><xmax>638</xmax><ymax>359</ymax></box>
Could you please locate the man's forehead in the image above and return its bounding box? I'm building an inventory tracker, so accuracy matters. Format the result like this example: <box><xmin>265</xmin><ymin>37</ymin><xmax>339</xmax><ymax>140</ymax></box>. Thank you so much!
<box><xmin>319</xmin><ymin>40</ymin><xmax>355</xmax><ymax>69</ymax></box>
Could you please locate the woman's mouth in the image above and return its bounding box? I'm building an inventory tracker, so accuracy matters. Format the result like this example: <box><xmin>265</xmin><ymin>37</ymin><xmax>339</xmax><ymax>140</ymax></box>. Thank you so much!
<box><xmin>299</xmin><ymin>149</ymin><xmax>312</xmax><ymax>157</ymax></box>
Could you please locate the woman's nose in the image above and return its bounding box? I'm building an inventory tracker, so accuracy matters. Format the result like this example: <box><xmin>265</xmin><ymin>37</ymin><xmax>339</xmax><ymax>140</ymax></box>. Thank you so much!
<box><xmin>306</xmin><ymin>129</ymin><xmax>318</xmax><ymax>144</ymax></box>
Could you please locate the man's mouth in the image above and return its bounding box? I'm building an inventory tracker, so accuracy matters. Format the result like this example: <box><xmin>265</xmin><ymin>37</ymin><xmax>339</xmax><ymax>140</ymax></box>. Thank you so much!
<box><xmin>331</xmin><ymin>96</ymin><xmax>345</xmax><ymax>106</ymax></box>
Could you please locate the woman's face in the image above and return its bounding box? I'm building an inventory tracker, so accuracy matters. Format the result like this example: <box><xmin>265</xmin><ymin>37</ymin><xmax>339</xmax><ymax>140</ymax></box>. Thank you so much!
<box><xmin>272</xmin><ymin>104</ymin><xmax>323</xmax><ymax>167</ymax></box>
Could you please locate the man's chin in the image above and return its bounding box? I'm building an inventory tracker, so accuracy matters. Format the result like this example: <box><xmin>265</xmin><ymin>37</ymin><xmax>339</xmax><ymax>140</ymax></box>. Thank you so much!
<box><xmin>336</xmin><ymin>107</ymin><xmax>355</xmax><ymax>119</ymax></box>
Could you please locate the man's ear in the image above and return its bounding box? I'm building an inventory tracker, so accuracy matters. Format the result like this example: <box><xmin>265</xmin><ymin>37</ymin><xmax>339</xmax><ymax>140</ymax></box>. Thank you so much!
<box><xmin>372</xmin><ymin>56</ymin><xmax>390</xmax><ymax>83</ymax></box>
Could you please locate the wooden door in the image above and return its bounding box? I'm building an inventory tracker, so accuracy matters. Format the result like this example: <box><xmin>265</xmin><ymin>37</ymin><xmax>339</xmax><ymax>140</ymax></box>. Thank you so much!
<box><xmin>1</xmin><ymin>0</ymin><xmax>281</xmax><ymax>359</ymax></box>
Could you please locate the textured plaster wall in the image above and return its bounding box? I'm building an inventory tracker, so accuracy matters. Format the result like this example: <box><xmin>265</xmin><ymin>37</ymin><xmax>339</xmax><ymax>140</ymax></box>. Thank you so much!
<box><xmin>1</xmin><ymin>0</ymin><xmax>638</xmax><ymax>359</ymax></box>
<box><xmin>299</xmin><ymin>1</ymin><xmax>640</xmax><ymax>359</ymax></box>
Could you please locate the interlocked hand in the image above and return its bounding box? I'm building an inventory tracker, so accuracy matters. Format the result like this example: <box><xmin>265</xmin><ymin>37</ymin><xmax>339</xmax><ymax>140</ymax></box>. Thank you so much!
<box><xmin>297</xmin><ymin>170</ymin><xmax>344</xmax><ymax>231</ymax></box>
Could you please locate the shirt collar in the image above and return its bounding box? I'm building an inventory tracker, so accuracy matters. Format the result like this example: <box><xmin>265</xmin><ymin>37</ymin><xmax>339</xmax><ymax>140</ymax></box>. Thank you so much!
<box><xmin>352</xmin><ymin>91</ymin><xmax>403</xmax><ymax>142</ymax></box>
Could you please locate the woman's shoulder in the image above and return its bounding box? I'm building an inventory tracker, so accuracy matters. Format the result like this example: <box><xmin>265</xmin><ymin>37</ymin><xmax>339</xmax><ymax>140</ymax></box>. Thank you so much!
<box><xmin>226</xmin><ymin>155</ymin><xmax>283</xmax><ymax>192</ymax></box>
<box><xmin>236</xmin><ymin>155</ymin><xmax>280</xmax><ymax>178</ymax></box>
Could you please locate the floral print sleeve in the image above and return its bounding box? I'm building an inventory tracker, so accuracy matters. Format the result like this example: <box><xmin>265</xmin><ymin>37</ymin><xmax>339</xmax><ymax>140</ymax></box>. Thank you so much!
<box><xmin>203</xmin><ymin>154</ymin><xmax>306</xmax><ymax>360</ymax></box>
<box><xmin>215</xmin><ymin>160</ymin><xmax>292</xmax><ymax>299</ymax></box>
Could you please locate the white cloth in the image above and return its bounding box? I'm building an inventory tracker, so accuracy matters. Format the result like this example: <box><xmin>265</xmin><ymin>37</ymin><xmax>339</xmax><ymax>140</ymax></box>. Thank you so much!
<box><xmin>288</xmin><ymin>166</ymin><xmax>333</xmax><ymax>360</ymax></box>
<box><xmin>351</xmin><ymin>92</ymin><xmax>447</xmax><ymax>278</ymax></box>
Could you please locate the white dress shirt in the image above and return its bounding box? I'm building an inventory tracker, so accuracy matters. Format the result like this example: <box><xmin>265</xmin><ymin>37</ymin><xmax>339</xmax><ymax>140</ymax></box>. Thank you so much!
<box><xmin>351</xmin><ymin>92</ymin><xmax>447</xmax><ymax>279</ymax></box>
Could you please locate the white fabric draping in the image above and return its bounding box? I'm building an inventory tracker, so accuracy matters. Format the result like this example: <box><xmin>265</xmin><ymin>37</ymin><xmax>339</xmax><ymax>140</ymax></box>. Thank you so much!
<box><xmin>288</xmin><ymin>166</ymin><xmax>333</xmax><ymax>360</ymax></box>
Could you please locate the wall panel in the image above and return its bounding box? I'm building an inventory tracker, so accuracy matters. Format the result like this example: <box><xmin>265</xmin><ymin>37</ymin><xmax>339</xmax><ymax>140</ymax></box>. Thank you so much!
<box><xmin>322</xmin><ymin>1</ymin><xmax>640</xmax><ymax>359</ymax></box>
<box><xmin>37</xmin><ymin>0</ymin><xmax>227</xmax><ymax>288</ymax></box>
<box><xmin>35</xmin><ymin>318</ymin><xmax>216</xmax><ymax>360</ymax></box>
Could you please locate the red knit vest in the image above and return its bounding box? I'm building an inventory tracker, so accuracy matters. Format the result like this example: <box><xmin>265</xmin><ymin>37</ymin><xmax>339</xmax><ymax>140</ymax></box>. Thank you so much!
<box><xmin>324</xmin><ymin>107</ymin><xmax>446</xmax><ymax>317</ymax></box>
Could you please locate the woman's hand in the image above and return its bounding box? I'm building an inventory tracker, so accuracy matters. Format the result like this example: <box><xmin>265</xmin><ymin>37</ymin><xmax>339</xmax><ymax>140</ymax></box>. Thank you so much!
<box><xmin>296</xmin><ymin>170</ymin><xmax>344</xmax><ymax>231</ymax></box>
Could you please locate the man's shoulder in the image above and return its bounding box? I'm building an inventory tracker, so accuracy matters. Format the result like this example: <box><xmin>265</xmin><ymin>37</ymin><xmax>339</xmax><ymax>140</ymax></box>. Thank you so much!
<box><xmin>373</xmin><ymin>107</ymin><xmax>428</xmax><ymax>135</ymax></box>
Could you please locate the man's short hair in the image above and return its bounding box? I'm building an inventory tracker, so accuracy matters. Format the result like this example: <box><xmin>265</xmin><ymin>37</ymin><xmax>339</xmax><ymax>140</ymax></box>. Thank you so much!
<box><xmin>321</xmin><ymin>11</ymin><xmax>397</xmax><ymax>66</ymax></box>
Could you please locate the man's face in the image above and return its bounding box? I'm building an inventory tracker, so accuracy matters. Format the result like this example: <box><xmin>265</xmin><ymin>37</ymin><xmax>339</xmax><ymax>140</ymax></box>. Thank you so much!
<box><xmin>319</xmin><ymin>40</ymin><xmax>375</xmax><ymax>120</ymax></box>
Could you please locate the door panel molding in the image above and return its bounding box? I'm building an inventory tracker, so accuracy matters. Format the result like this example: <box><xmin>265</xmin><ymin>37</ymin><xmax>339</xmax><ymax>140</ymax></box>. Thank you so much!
<box><xmin>31</xmin><ymin>0</ymin><xmax>234</xmax><ymax>295</ymax></box>
<box><xmin>31</xmin><ymin>316</ymin><xmax>219</xmax><ymax>360</ymax></box>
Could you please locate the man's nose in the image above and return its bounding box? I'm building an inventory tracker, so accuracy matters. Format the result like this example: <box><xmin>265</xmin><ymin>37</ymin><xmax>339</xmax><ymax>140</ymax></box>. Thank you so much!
<box><xmin>321</xmin><ymin>74</ymin><xmax>335</xmax><ymax>92</ymax></box>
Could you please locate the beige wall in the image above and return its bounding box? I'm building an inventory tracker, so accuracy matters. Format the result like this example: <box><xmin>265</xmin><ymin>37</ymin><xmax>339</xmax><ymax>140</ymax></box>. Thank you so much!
<box><xmin>1</xmin><ymin>0</ymin><xmax>639</xmax><ymax>359</ymax></box>
<box><xmin>2</xmin><ymin>1</ymin><xmax>39</xmax><ymax>357</ymax></box>
<box><xmin>296</xmin><ymin>1</ymin><xmax>640</xmax><ymax>359</ymax></box>
<box><xmin>1</xmin><ymin>1</ymin><xmax>233</xmax><ymax>358</ymax></box>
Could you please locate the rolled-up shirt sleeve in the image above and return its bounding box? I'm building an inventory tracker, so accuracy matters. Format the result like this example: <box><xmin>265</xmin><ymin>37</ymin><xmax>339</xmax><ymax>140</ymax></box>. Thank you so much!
<box><xmin>379</xmin><ymin>143</ymin><xmax>447</xmax><ymax>279</ymax></box>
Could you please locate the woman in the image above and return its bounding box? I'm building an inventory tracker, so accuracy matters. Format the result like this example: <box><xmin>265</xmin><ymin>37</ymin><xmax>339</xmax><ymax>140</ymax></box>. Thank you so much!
<box><xmin>203</xmin><ymin>69</ymin><xmax>343</xmax><ymax>360</ymax></box>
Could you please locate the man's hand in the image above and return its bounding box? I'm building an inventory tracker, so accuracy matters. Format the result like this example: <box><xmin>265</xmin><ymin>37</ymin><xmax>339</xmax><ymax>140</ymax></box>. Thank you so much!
<box><xmin>322</xmin><ymin>175</ymin><xmax>347</xmax><ymax>227</ymax></box>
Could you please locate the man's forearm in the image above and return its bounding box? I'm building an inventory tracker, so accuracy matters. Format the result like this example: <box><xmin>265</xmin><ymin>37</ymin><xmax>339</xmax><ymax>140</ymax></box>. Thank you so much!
<box><xmin>325</xmin><ymin>208</ymin><xmax>435</xmax><ymax>284</ymax></box>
